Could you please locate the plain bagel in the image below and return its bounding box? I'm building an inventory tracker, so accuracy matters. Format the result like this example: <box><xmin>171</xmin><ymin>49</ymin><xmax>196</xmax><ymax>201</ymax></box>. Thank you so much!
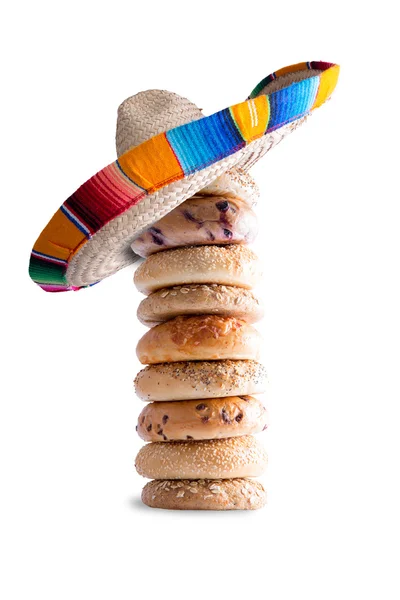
<box><xmin>136</xmin><ymin>315</ymin><xmax>262</xmax><ymax>364</ymax></box>
<box><xmin>134</xmin><ymin>359</ymin><xmax>267</xmax><ymax>401</ymax></box>
<box><xmin>135</xmin><ymin>435</ymin><xmax>268</xmax><ymax>479</ymax></box>
<box><xmin>136</xmin><ymin>395</ymin><xmax>268</xmax><ymax>442</ymax></box>
<box><xmin>133</xmin><ymin>244</ymin><xmax>262</xmax><ymax>295</ymax></box>
<box><xmin>137</xmin><ymin>284</ymin><xmax>264</xmax><ymax>327</ymax></box>
<box><xmin>142</xmin><ymin>478</ymin><xmax>266</xmax><ymax>510</ymax></box>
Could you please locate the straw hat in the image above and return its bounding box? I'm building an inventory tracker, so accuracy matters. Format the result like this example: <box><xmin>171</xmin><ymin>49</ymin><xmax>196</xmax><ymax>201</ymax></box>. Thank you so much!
<box><xmin>29</xmin><ymin>61</ymin><xmax>339</xmax><ymax>292</ymax></box>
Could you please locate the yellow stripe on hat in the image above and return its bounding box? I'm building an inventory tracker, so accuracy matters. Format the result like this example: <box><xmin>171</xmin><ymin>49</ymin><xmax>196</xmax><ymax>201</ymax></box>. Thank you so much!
<box><xmin>312</xmin><ymin>64</ymin><xmax>340</xmax><ymax>109</ymax></box>
<box><xmin>230</xmin><ymin>95</ymin><xmax>270</xmax><ymax>142</ymax></box>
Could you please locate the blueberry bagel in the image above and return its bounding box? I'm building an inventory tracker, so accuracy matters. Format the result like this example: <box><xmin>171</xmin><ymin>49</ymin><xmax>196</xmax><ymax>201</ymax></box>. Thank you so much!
<box><xmin>131</xmin><ymin>196</ymin><xmax>257</xmax><ymax>257</ymax></box>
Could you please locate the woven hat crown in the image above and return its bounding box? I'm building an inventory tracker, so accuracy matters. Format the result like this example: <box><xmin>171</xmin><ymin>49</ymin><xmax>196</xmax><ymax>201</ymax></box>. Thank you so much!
<box><xmin>116</xmin><ymin>90</ymin><xmax>204</xmax><ymax>157</ymax></box>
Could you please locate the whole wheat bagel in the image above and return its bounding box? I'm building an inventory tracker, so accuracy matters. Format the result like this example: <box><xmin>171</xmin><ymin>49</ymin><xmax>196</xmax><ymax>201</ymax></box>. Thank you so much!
<box><xmin>135</xmin><ymin>435</ymin><xmax>268</xmax><ymax>479</ymax></box>
<box><xmin>137</xmin><ymin>284</ymin><xmax>264</xmax><ymax>327</ymax></box>
<box><xmin>142</xmin><ymin>478</ymin><xmax>266</xmax><ymax>510</ymax></box>
<box><xmin>133</xmin><ymin>244</ymin><xmax>262</xmax><ymax>295</ymax></box>
<box><xmin>134</xmin><ymin>359</ymin><xmax>267</xmax><ymax>401</ymax></box>
<box><xmin>136</xmin><ymin>395</ymin><xmax>268</xmax><ymax>442</ymax></box>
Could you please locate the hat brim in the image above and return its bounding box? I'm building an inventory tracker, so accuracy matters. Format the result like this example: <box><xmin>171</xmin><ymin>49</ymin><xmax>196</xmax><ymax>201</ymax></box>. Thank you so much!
<box><xmin>29</xmin><ymin>61</ymin><xmax>339</xmax><ymax>292</ymax></box>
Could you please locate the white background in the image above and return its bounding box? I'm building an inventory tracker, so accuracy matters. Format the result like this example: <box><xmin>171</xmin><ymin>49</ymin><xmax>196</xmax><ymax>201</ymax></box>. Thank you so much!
<box><xmin>1</xmin><ymin>1</ymin><xmax>399</xmax><ymax>598</ymax></box>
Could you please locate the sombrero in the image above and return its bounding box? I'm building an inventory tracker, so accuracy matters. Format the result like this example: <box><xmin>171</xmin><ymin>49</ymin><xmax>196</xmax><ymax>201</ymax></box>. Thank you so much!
<box><xmin>28</xmin><ymin>60</ymin><xmax>339</xmax><ymax>293</ymax></box>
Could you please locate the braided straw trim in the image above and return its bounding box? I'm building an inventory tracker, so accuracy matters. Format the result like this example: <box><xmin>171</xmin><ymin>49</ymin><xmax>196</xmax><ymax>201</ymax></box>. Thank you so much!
<box><xmin>67</xmin><ymin>117</ymin><xmax>306</xmax><ymax>287</ymax></box>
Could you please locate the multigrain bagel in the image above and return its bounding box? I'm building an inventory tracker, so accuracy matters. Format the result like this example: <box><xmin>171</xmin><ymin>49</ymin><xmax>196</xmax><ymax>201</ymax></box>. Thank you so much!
<box><xmin>133</xmin><ymin>244</ymin><xmax>262</xmax><ymax>295</ymax></box>
<box><xmin>136</xmin><ymin>395</ymin><xmax>268</xmax><ymax>442</ymax></box>
<box><xmin>137</xmin><ymin>284</ymin><xmax>264</xmax><ymax>327</ymax></box>
<box><xmin>131</xmin><ymin>196</ymin><xmax>258</xmax><ymax>257</ymax></box>
<box><xmin>142</xmin><ymin>478</ymin><xmax>267</xmax><ymax>510</ymax></box>
<box><xmin>135</xmin><ymin>435</ymin><xmax>268</xmax><ymax>479</ymax></box>
<box><xmin>134</xmin><ymin>359</ymin><xmax>267</xmax><ymax>401</ymax></box>
<box><xmin>136</xmin><ymin>315</ymin><xmax>262</xmax><ymax>364</ymax></box>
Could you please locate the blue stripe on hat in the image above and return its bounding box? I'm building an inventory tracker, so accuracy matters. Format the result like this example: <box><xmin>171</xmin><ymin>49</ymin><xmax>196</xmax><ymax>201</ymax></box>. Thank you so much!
<box><xmin>167</xmin><ymin>109</ymin><xmax>245</xmax><ymax>175</ymax></box>
<box><xmin>268</xmin><ymin>77</ymin><xmax>320</xmax><ymax>131</ymax></box>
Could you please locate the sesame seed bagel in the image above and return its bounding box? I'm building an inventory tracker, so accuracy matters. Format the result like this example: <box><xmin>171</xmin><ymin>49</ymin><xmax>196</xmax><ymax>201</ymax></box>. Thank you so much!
<box><xmin>134</xmin><ymin>244</ymin><xmax>262</xmax><ymax>295</ymax></box>
<box><xmin>131</xmin><ymin>196</ymin><xmax>257</xmax><ymax>258</ymax></box>
<box><xmin>137</xmin><ymin>284</ymin><xmax>264</xmax><ymax>327</ymax></box>
<box><xmin>136</xmin><ymin>315</ymin><xmax>262</xmax><ymax>364</ymax></box>
<box><xmin>137</xmin><ymin>396</ymin><xmax>268</xmax><ymax>442</ymax></box>
<box><xmin>135</xmin><ymin>435</ymin><xmax>268</xmax><ymax>480</ymax></box>
<box><xmin>142</xmin><ymin>478</ymin><xmax>266</xmax><ymax>510</ymax></box>
<box><xmin>134</xmin><ymin>359</ymin><xmax>267</xmax><ymax>401</ymax></box>
<box><xmin>199</xmin><ymin>168</ymin><xmax>260</xmax><ymax>207</ymax></box>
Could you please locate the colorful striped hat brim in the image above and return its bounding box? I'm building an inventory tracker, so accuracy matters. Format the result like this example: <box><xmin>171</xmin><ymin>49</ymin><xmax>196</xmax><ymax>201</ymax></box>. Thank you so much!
<box><xmin>29</xmin><ymin>60</ymin><xmax>339</xmax><ymax>292</ymax></box>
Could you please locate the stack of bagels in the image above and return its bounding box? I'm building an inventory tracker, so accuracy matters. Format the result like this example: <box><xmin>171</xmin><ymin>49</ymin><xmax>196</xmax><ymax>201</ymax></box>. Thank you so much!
<box><xmin>133</xmin><ymin>169</ymin><xmax>268</xmax><ymax>510</ymax></box>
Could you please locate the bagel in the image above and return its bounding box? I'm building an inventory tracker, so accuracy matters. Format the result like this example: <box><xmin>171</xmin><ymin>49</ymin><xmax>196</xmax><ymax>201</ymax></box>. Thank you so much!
<box><xmin>136</xmin><ymin>315</ymin><xmax>262</xmax><ymax>364</ymax></box>
<box><xmin>136</xmin><ymin>395</ymin><xmax>268</xmax><ymax>442</ymax></box>
<box><xmin>137</xmin><ymin>284</ymin><xmax>264</xmax><ymax>327</ymax></box>
<box><xmin>135</xmin><ymin>435</ymin><xmax>268</xmax><ymax>479</ymax></box>
<box><xmin>133</xmin><ymin>244</ymin><xmax>262</xmax><ymax>295</ymax></box>
<box><xmin>141</xmin><ymin>478</ymin><xmax>266</xmax><ymax>510</ymax></box>
<box><xmin>131</xmin><ymin>196</ymin><xmax>257</xmax><ymax>257</ymax></box>
<box><xmin>199</xmin><ymin>168</ymin><xmax>260</xmax><ymax>207</ymax></box>
<box><xmin>134</xmin><ymin>359</ymin><xmax>267</xmax><ymax>401</ymax></box>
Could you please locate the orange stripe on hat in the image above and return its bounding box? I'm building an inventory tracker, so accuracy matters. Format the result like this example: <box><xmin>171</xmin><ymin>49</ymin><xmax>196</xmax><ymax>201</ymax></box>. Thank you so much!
<box><xmin>118</xmin><ymin>132</ymin><xmax>184</xmax><ymax>192</ymax></box>
<box><xmin>33</xmin><ymin>209</ymin><xmax>86</xmax><ymax>261</ymax></box>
